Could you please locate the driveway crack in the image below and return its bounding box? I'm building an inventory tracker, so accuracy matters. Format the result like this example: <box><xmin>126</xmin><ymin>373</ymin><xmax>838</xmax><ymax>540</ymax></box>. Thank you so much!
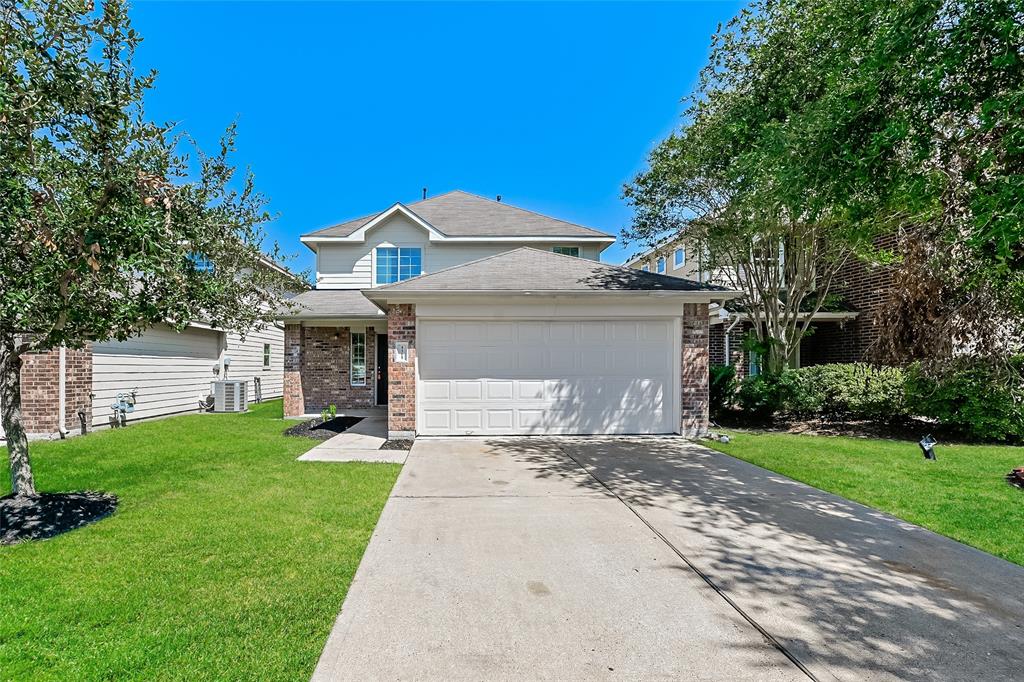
<box><xmin>551</xmin><ymin>441</ymin><xmax>821</xmax><ymax>682</ymax></box>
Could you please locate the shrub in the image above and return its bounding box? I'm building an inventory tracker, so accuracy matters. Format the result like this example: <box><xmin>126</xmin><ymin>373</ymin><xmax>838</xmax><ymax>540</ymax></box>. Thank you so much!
<box><xmin>791</xmin><ymin>364</ymin><xmax>907</xmax><ymax>422</ymax></box>
<box><xmin>735</xmin><ymin>363</ymin><xmax>907</xmax><ymax>422</ymax></box>
<box><xmin>737</xmin><ymin>374</ymin><xmax>786</xmax><ymax>420</ymax></box>
<box><xmin>906</xmin><ymin>361</ymin><xmax>1024</xmax><ymax>442</ymax></box>
<box><xmin>710</xmin><ymin>364</ymin><xmax>737</xmax><ymax>416</ymax></box>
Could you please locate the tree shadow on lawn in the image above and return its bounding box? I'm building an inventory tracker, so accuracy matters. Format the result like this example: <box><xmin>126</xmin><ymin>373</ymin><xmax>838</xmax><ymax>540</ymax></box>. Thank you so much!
<box><xmin>486</xmin><ymin>436</ymin><xmax>1024</xmax><ymax>682</ymax></box>
<box><xmin>1</xmin><ymin>491</ymin><xmax>118</xmax><ymax>545</ymax></box>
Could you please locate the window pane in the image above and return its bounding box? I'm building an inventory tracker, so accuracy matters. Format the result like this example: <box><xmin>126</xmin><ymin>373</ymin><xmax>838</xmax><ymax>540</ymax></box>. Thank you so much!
<box><xmin>351</xmin><ymin>332</ymin><xmax>366</xmax><ymax>386</ymax></box>
<box><xmin>657</xmin><ymin>257</ymin><xmax>666</xmax><ymax>273</ymax></box>
<box><xmin>397</xmin><ymin>247</ymin><xmax>421</xmax><ymax>281</ymax></box>
<box><xmin>263</xmin><ymin>343</ymin><xmax>271</xmax><ymax>367</ymax></box>
<box><xmin>675</xmin><ymin>248</ymin><xmax>685</xmax><ymax>267</ymax></box>
<box><xmin>641</xmin><ymin>264</ymin><xmax>649</xmax><ymax>272</ymax></box>
<box><xmin>553</xmin><ymin>246</ymin><xmax>580</xmax><ymax>257</ymax></box>
<box><xmin>376</xmin><ymin>248</ymin><xmax>399</xmax><ymax>284</ymax></box>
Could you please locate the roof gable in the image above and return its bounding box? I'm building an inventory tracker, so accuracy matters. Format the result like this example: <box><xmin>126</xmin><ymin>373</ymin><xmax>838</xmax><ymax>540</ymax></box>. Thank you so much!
<box><xmin>301</xmin><ymin>190</ymin><xmax>615</xmax><ymax>243</ymax></box>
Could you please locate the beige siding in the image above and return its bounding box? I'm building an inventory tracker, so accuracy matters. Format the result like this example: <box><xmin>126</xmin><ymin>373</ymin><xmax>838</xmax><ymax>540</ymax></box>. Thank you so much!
<box><xmin>91</xmin><ymin>323</ymin><xmax>222</xmax><ymax>428</ymax></box>
<box><xmin>224</xmin><ymin>323</ymin><xmax>285</xmax><ymax>401</ymax></box>
<box><xmin>316</xmin><ymin>214</ymin><xmax>605</xmax><ymax>289</ymax></box>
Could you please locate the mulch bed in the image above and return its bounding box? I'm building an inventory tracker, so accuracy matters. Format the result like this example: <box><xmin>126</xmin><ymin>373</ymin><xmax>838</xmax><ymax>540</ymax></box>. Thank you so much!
<box><xmin>380</xmin><ymin>439</ymin><xmax>414</xmax><ymax>451</ymax></box>
<box><xmin>284</xmin><ymin>416</ymin><xmax>364</xmax><ymax>441</ymax></box>
<box><xmin>714</xmin><ymin>411</ymin><xmax>958</xmax><ymax>443</ymax></box>
<box><xmin>1</xmin><ymin>491</ymin><xmax>118</xmax><ymax>545</ymax></box>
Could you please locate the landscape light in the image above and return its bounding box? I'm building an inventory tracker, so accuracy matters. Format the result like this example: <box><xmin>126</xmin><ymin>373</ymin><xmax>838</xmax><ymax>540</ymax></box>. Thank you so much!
<box><xmin>919</xmin><ymin>434</ymin><xmax>937</xmax><ymax>461</ymax></box>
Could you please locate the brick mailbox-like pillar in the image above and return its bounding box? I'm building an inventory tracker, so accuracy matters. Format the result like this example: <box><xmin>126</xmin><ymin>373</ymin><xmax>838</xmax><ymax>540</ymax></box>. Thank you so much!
<box><xmin>680</xmin><ymin>302</ymin><xmax>710</xmax><ymax>437</ymax></box>
<box><xmin>386</xmin><ymin>304</ymin><xmax>417</xmax><ymax>439</ymax></box>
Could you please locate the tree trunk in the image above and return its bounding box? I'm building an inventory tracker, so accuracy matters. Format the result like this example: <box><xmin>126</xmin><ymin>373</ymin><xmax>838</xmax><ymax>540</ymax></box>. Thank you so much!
<box><xmin>1</xmin><ymin>338</ymin><xmax>36</xmax><ymax>497</ymax></box>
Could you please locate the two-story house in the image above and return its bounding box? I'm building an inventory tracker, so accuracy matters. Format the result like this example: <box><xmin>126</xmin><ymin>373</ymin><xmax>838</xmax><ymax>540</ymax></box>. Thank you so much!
<box><xmin>279</xmin><ymin>190</ymin><xmax>738</xmax><ymax>438</ymax></box>
<box><xmin>625</xmin><ymin>235</ymin><xmax>891</xmax><ymax>376</ymax></box>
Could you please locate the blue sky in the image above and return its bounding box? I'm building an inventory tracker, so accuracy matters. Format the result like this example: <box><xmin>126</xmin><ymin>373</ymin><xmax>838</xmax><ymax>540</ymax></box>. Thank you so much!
<box><xmin>131</xmin><ymin>1</ymin><xmax>743</xmax><ymax>273</ymax></box>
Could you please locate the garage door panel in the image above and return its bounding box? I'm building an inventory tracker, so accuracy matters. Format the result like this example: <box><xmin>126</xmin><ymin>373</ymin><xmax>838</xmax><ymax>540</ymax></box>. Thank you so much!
<box><xmin>418</xmin><ymin>320</ymin><xmax>675</xmax><ymax>435</ymax></box>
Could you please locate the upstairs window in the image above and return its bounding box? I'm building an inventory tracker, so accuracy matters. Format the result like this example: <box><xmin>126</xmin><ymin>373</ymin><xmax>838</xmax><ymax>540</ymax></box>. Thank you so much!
<box><xmin>657</xmin><ymin>257</ymin><xmax>666</xmax><ymax>274</ymax></box>
<box><xmin>262</xmin><ymin>343</ymin><xmax>271</xmax><ymax>368</ymax></box>
<box><xmin>552</xmin><ymin>246</ymin><xmax>580</xmax><ymax>257</ymax></box>
<box><xmin>641</xmin><ymin>263</ymin><xmax>650</xmax><ymax>272</ymax></box>
<box><xmin>674</xmin><ymin>248</ymin><xmax>685</xmax><ymax>268</ymax></box>
<box><xmin>351</xmin><ymin>332</ymin><xmax>366</xmax><ymax>386</ymax></box>
<box><xmin>376</xmin><ymin>247</ymin><xmax>422</xmax><ymax>285</ymax></box>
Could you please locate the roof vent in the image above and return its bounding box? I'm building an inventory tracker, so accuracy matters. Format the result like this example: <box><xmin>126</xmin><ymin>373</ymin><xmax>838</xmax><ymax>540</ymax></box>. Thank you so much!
<box><xmin>496</xmin><ymin>194</ymin><xmax>502</xmax><ymax>202</ymax></box>
<box><xmin>422</xmin><ymin>187</ymin><xmax>427</xmax><ymax>200</ymax></box>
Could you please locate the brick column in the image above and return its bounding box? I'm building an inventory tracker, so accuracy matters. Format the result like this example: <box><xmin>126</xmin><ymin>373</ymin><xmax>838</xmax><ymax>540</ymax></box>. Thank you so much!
<box><xmin>680</xmin><ymin>303</ymin><xmax>710</xmax><ymax>437</ymax></box>
<box><xmin>283</xmin><ymin>324</ymin><xmax>304</xmax><ymax>417</ymax></box>
<box><xmin>20</xmin><ymin>344</ymin><xmax>93</xmax><ymax>438</ymax></box>
<box><xmin>386</xmin><ymin>304</ymin><xmax>416</xmax><ymax>439</ymax></box>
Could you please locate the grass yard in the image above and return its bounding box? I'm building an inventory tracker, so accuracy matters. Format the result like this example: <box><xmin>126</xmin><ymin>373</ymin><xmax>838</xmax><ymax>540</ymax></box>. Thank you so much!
<box><xmin>0</xmin><ymin>400</ymin><xmax>400</xmax><ymax>681</ymax></box>
<box><xmin>709</xmin><ymin>431</ymin><xmax>1024</xmax><ymax>566</ymax></box>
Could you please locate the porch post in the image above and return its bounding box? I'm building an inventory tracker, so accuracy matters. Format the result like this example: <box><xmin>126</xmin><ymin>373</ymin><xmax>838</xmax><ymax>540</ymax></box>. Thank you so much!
<box><xmin>386</xmin><ymin>304</ymin><xmax>416</xmax><ymax>439</ymax></box>
<box><xmin>680</xmin><ymin>303</ymin><xmax>710</xmax><ymax>437</ymax></box>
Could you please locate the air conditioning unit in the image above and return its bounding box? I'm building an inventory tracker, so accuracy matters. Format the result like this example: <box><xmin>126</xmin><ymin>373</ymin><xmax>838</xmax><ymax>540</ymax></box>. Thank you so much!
<box><xmin>213</xmin><ymin>380</ymin><xmax>248</xmax><ymax>413</ymax></box>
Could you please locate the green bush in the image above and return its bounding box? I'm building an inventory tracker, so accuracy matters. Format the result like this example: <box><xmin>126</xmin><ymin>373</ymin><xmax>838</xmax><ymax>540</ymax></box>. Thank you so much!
<box><xmin>906</xmin><ymin>361</ymin><xmax>1024</xmax><ymax>442</ymax></box>
<box><xmin>710</xmin><ymin>364</ymin><xmax>737</xmax><ymax>416</ymax></box>
<box><xmin>736</xmin><ymin>363</ymin><xmax>907</xmax><ymax>422</ymax></box>
<box><xmin>737</xmin><ymin>374</ymin><xmax>786</xmax><ymax>420</ymax></box>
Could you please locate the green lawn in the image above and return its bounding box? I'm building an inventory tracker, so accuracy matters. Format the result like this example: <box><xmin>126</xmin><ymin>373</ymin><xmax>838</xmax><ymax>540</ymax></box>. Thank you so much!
<box><xmin>0</xmin><ymin>400</ymin><xmax>400</xmax><ymax>681</ymax></box>
<box><xmin>708</xmin><ymin>430</ymin><xmax>1024</xmax><ymax>566</ymax></box>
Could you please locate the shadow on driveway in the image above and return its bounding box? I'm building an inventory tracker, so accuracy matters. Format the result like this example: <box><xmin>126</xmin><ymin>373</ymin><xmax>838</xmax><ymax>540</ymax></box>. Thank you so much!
<box><xmin>491</xmin><ymin>437</ymin><xmax>1024</xmax><ymax>682</ymax></box>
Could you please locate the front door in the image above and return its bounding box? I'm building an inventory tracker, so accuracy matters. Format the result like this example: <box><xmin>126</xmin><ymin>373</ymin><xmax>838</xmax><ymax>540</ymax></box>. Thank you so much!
<box><xmin>376</xmin><ymin>333</ymin><xmax>388</xmax><ymax>405</ymax></box>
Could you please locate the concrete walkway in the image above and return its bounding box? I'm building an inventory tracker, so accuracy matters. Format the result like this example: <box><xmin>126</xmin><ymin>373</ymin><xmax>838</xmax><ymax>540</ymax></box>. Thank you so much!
<box><xmin>312</xmin><ymin>438</ymin><xmax>800</xmax><ymax>681</ymax></box>
<box><xmin>297</xmin><ymin>410</ymin><xmax>407</xmax><ymax>463</ymax></box>
<box><xmin>314</xmin><ymin>437</ymin><xmax>1024</xmax><ymax>680</ymax></box>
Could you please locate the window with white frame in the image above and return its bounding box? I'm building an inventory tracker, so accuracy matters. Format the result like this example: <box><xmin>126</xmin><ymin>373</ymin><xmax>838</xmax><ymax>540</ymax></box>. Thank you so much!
<box><xmin>657</xmin><ymin>257</ymin><xmax>666</xmax><ymax>273</ymax></box>
<box><xmin>674</xmin><ymin>248</ymin><xmax>685</xmax><ymax>268</ymax></box>
<box><xmin>641</xmin><ymin>263</ymin><xmax>650</xmax><ymax>272</ymax></box>
<box><xmin>375</xmin><ymin>247</ymin><xmax>422</xmax><ymax>285</ymax></box>
<box><xmin>351</xmin><ymin>332</ymin><xmax>366</xmax><ymax>386</ymax></box>
<box><xmin>552</xmin><ymin>246</ymin><xmax>580</xmax><ymax>257</ymax></box>
<box><xmin>262</xmin><ymin>343</ymin><xmax>271</xmax><ymax>368</ymax></box>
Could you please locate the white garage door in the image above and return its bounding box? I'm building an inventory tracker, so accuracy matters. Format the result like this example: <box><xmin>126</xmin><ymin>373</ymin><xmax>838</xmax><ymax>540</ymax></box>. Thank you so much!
<box><xmin>417</xmin><ymin>319</ymin><xmax>676</xmax><ymax>435</ymax></box>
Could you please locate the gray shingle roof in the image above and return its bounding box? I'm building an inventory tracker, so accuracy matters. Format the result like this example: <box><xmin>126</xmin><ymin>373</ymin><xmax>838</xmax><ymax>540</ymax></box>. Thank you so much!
<box><xmin>277</xmin><ymin>289</ymin><xmax>384</xmax><ymax>319</ymax></box>
<box><xmin>369</xmin><ymin>247</ymin><xmax>734</xmax><ymax>294</ymax></box>
<box><xmin>304</xmin><ymin>190</ymin><xmax>614</xmax><ymax>239</ymax></box>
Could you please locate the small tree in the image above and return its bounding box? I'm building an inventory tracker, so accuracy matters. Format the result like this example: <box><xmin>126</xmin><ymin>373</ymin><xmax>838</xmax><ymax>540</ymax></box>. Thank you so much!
<box><xmin>1</xmin><ymin>0</ymin><xmax>293</xmax><ymax>497</ymax></box>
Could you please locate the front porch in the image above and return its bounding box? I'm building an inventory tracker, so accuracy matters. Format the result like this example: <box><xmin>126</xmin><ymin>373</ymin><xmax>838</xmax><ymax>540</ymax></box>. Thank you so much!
<box><xmin>283</xmin><ymin>322</ymin><xmax>389</xmax><ymax>417</ymax></box>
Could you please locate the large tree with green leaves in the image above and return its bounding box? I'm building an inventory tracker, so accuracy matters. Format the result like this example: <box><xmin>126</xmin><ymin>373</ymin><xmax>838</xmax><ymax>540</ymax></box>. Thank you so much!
<box><xmin>625</xmin><ymin>0</ymin><xmax>1023</xmax><ymax>373</ymax></box>
<box><xmin>1</xmin><ymin>0</ymin><xmax>293</xmax><ymax>497</ymax></box>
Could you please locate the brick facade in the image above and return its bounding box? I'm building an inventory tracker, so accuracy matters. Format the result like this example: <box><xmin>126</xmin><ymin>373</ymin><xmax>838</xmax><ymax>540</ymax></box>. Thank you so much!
<box><xmin>18</xmin><ymin>345</ymin><xmax>93</xmax><ymax>437</ymax></box>
<box><xmin>680</xmin><ymin>303</ymin><xmax>710</xmax><ymax>437</ymax></box>
<box><xmin>386</xmin><ymin>304</ymin><xmax>416</xmax><ymax>439</ymax></box>
<box><xmin>282</xmin><ymin>324</ymin><xmax>377</xmax><ymax>417</ymax></box>
<box><xmin>709</xmin><ymin>322</ymin><xmax>748</xmax><ymax>379</ymax></box>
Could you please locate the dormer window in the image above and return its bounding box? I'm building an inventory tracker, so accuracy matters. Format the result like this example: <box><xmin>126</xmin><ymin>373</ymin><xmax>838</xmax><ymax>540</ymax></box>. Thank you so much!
<box><xmin>657</xmin><ymin>257</ymin><xmax>666</xmax><ymax>274</ymax></box>
<box><xmin>552</xmin><ymin>246</ymin><xmax>580</xmax><ymax>257</ymax></box>
<box><xmin>376</xmin><ymin>247</ymin><xmax>422</xmax><ymax>284</ymax></box>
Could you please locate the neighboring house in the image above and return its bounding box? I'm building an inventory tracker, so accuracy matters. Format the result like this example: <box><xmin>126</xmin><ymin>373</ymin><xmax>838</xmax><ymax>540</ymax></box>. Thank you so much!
<box><xmin>3</xmin><ymin>258</ymin><xmax>305</xmax><ymax>441</ymax></box>
<box><xmin>625</xmin><ymin>235</ymin><xmax>893</xmax><ymax>376</ymax></box>
<box><xmin>279</xmin><ymin>190</ymin><xmax>737</xmax><ymax>438</ymax></box>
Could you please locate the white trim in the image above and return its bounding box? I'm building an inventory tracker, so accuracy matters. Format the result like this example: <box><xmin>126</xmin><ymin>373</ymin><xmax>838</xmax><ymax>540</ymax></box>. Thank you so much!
<box><xmin>708</xmin><ymin>310</ymin><xmax>859</xmax><ymax>325</ymax></box>
<box><xmin>301</xmin><ymin>234</ymin><xmax>616</xmax><ymax>245</ymax></box>
<box><xmin>364</xmin><ymin>290</ymin><xmax>743</xmax><ymax>305</ymax></box>
<box><xmin>351</xmin><ymin>203</ymin><xmax>446</xmax><ymax>243</ymax></box>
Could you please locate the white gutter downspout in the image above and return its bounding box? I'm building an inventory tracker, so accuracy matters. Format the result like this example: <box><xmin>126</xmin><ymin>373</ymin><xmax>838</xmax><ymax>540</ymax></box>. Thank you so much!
<box><xmin>58</xmin><ymin>345</ymin><xmax>68</xmax><ymax>439</ymax></box>
<box><xmin>724</xmin><ymin>314</ymin><xmax>742</xmax><ymax>366</ymax></box>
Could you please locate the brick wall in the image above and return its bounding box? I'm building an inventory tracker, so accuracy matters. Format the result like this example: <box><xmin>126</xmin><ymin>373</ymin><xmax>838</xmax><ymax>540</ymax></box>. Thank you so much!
<box><xmin>387</xmin><ymin>304</ymin><xmax>416</xmax><ymax>438</ymax></box>
<box><xmin>281</xmin><ymin>324</ymin><xmax>376</xmax><ymax>417</ymax></box>
<box><xmin>680</xmin><ymin>303</ymin><xmax>710</xmax><ymax>437</ymax></box>
<box><xmin>827</xmin><ymin>234</ymin><xmax>898</xmax><ymax>363</ymax></box>
<box><xmin>19</xmin><ymin>345</ymin><xmax>93</xmax><ymax>437</ymax></box>
<box><xmin>709</xmin><ymin>321</ymin><xmax>748</xmax><ymax>379</ymax></box>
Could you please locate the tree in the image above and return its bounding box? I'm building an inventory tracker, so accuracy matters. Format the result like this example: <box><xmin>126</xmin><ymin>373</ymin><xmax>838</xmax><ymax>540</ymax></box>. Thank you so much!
<box><xmin>1</xmin><ymin>0</ymin><xmax>293</xmax><ymax>497</ymax></box>
<box><xmin>624</xmin><ymin>0</ymin><xmax>1024</xmax><ymax>373</ymax></box>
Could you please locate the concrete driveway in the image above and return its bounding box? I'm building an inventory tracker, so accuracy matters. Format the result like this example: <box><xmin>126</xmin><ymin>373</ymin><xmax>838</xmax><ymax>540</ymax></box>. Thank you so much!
<box><xmin>312</xmin><ymin>438</ymin><xmax>1024</xmax><ymax>681</ymax></box>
